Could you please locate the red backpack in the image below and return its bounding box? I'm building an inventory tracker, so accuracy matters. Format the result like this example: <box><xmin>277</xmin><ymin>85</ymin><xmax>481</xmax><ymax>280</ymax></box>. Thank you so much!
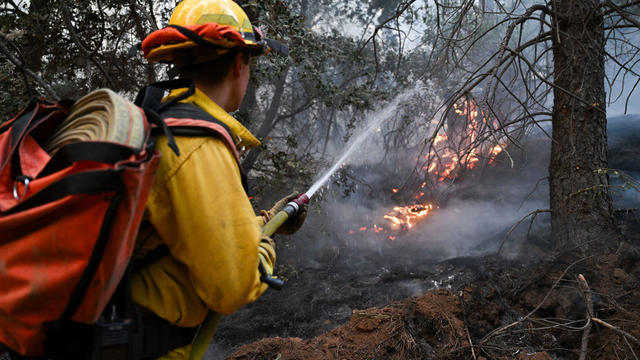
<box><xmin>0</xmin><ymin>80</ymin><xmax>241</xmax><ymax>359</ymax></box>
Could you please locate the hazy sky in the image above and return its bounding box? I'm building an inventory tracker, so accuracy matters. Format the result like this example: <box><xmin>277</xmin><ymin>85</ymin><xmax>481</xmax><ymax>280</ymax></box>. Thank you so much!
<box><xmin>607</xmin><ymin>76</ymin><xmax>640</xmax><ymax>116</ymax></box>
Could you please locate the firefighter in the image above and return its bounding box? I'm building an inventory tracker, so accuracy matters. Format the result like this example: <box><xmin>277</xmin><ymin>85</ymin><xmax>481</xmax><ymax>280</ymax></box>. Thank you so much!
<box><xmin>132</xmin><ymin>0</ymin><xmax>305</xmax><ymax>358</ymax></box>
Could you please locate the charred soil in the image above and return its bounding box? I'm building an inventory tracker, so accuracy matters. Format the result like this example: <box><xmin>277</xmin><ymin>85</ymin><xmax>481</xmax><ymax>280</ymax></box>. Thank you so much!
<box><xmin>213</xmin><ymin>213</ymin><xmax>640</xmax><ymax>360</ymax></box>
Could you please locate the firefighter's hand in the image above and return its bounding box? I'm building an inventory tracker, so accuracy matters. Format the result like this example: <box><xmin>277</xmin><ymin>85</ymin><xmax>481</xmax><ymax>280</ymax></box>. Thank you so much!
<box><xmin>262</xmin><ymin>193</ymin><xmax>307</xmax><ymax>235</ymax></box>
<box><xmin>258</xmin><ymin>234</ymin><xmax>276</xmax><ymax>274</ymax></box>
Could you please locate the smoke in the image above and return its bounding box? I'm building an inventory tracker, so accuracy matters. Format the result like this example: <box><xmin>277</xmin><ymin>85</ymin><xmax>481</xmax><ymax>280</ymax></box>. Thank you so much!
<box><xmin>311</xmin><ymin>195</ymin><xmax>547</xmax><ymax>258</ymax></box>
<box><xmin>608</xmin><ymin>115</ymin><xmax>640</xmax><ymax>208</ymax></box>
<box><xmin>285</xmin><ymin>113</ymin><xmax>639</xmax><ymax>269</ymax></box>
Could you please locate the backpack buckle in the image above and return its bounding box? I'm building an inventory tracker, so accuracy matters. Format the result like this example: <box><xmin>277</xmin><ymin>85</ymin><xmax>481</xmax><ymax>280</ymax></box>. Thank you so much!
<box><xmin>12</xmin><ymin>175</ymin><xmax>32</xmax><ymax>201</ymax></box>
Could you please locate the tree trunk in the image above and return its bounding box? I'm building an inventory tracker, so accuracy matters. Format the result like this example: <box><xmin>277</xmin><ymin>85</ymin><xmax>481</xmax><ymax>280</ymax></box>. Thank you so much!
<box><xmin>241</xmin><ymin>73</ymin><xmax>288</xmax><ymax>173</ymax></box>
<box><xmin>550</xmin><ymin>0</ymin><xmax>616</xmax><ymax>253</ymax></box>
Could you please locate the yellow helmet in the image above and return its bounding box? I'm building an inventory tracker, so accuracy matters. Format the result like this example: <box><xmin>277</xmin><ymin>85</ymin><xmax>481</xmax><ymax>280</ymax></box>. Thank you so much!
<box><xmin>142</xmin><ymin>0</ymin><xmax>286</xmax><ymax>66</ymax></box>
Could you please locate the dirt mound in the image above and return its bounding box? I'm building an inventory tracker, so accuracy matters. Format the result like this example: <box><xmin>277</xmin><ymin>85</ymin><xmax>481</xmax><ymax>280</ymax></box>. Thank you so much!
<box><xmin>228</xmin><ymin>289</ymin><xmax>469</xmax><ymax>360</ymax></box>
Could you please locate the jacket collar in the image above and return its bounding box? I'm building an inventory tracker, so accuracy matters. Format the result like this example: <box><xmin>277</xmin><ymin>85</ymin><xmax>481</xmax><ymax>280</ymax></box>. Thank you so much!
<box><xmin>167</xmin><ymin>87</ymin><xmax>261</xmax><ymax>151</ymax></box>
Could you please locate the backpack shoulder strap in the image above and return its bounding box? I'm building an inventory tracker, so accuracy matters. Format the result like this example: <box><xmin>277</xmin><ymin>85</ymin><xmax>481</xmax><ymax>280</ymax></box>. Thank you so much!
<box><xmin>158</xmin><ymin>102</ymin><xmax>241</xmax><ymax>164</ymax></box>
<box><xmin>135</xmin><ymin>80</ymin><xmax>247</xmax><ymax>189</ymax></box>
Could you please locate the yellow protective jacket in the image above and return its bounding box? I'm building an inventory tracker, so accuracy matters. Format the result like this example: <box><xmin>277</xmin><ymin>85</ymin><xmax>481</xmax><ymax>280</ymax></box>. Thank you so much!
<box><xmin>131</xmin><ymin>88</ymin><xmax>274</xmax><ymax>328</ymax></box>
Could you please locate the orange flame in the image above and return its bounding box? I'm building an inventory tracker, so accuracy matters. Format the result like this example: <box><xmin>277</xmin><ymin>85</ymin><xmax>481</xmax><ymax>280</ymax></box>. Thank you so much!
<box><xmin>384</xmin><ymin>204</ymin><xmax>433</xmax><ymax>230</ymax></box>
<box><xmin>488</xmin><ymin>144</ymin><xmax>504</xmax><ymax>164</ymax></box>
<box><xmin>425</xmin><ymin>99</ymin><xmax>506</xmax><ymax>182</ymax></box>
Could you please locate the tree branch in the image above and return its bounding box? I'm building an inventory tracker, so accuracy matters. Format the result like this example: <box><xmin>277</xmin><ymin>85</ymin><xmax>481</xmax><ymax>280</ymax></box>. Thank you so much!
<box><xmin>129</xmin><ymin>0</ymin><xmax>159</xmax><ymax>31</ymax></box>
<box><xmin>577</xmin><ymin>274</ymin><xmax>594</xmax><ymax>360</ymax></box>
<box><xmin>0</xmin><ymin>34</ymin><xmax>59</xmax><ymax>99</ymax></box>
<box><xmin>60</xmin><ymin>0</ymin><xmax>116</xmax><ymax>89</ymax></box>
<box><xmin>498</xmin><ymin>209</ymin><xmax>551</xmax><ymax>255</ymax></box>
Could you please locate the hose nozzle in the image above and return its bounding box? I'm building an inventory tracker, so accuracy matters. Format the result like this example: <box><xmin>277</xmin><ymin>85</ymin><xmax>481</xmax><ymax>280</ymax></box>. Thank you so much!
<box><xmin>283</xmin><ymin>194</ymin><xmax>310</xmax><ymax>216</ymax></box>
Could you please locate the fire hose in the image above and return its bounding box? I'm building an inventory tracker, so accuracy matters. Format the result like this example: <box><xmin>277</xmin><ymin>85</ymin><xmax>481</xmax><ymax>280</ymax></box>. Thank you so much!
<box><xmin>188</xmin><ymin>194</ymin><xmax>310</xmax><ymax>360</ymax></box>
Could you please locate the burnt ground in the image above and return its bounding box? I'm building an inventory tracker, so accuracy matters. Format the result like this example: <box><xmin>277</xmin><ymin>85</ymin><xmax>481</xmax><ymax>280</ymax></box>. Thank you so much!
<box><xmin>205</xmin><ymin>212</ymin><xmax>640</xmax><ymax>360</ymax></box>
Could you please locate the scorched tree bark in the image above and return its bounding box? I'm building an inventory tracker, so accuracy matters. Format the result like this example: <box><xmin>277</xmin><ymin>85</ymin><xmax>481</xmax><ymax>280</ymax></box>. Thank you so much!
<box><xmin>549</xmin><ymin>0</ymin><xmax>617</xmax><ymax>253</ymax></box>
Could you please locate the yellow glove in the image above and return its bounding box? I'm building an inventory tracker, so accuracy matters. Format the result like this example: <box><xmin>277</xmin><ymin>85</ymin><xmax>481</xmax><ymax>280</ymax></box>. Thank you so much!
<box><xmin>258</xmin><ymin>234</ymin><xmax>276</xmax><ymax>275</ymax></box>
<box><xmin>261</xmin><ymin>192</ymin><xmax>307</xmax><ymax>235</ymax></box>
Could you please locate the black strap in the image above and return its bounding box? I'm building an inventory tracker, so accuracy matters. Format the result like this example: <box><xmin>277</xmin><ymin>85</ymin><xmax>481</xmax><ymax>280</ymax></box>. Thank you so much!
<box><xmin>9</xmin><ymin>100</ymin><xmax>39</xmax><ymax>149</ymax></box>
<box><xmin>43</xmin><ymin>173</ymin><xmax>126</xmax><ymax>358</ymax></box>
<box><xmin>40</xmin><ymin>142</ymin><xmax>136</xmax><ymax>177</ymax></box>
<box><xmin>144</xmin><ymin>108</ymin><xmax>180</xmax><ymax>156</ymax></box>
<box><xmin>135</xmin><ymin>79</ymin><xmax>196</xmax><ymax>113</ymax></box>
<box><xmin>164</xmin><ymin>24</ymin><xmax>288</xmax><ymax>58</ymax></box>
<box><xmin>0</xmin><ymin>100</ymin><xmax>38</xmax><ymax>173</ymax></box>
<box><xmin>156</xmin><ymin>102</ymin><xmax>249</xmax><ymax>194</ymax></box>
<box><xmin>134</xmin><ymin>78</ymin><xmax>202</xmax><ymax>157</ymax></box>
<box><xmin>140</xmin><ymin>315</ymin><xmax>198</xmax><ymax>359</ymax></box>
<box><xmin>2</xmin><ymin>100</ymin><xmax>69</xmax><ymax>179</ymax></box>
<box><xmin>167</xmin><ymin>25</ymin><xmax>219</xmax><ymax>51</ymax></box>
<box><xmin>136</xmin><ymin>87</ymin><xmax>164</xmax><ymax>114</ymax></box>
<box><xmin>7</xmin><ymin>169</ymin><xmax>123</xmax><ymax>214</ymax></box>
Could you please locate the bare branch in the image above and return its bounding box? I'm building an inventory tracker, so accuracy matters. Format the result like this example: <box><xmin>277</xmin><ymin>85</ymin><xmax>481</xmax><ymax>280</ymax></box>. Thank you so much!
<box><xmin>602</xmin><ymin>0</ymin><xmax>640</xmax><ymax>20</ymax></box>
<box><xmin>498</xmin><ymin>209</ymin><xmax>551</xmax><ymax>255</ymax></box>
<box><xmin>0</xmin><ymin>34</ymin><xmax>59</xmax><ymax>99</ymax></box>
<box><xmin>360</xmin><ymin>0</ymin><xmax>417</xmax><ymax>50</ymax></box>
<box><xmin>129</xmin><ymin>0</ymin><xmax>159</xmax><ymax>31</ymax></box>
<box><xmin>479</xmin><ymin>257</ymin><xmax>590</xmax><ymax>347</ymax></box>
<box><xmin>592</xmin><ymin>318</ymin><xmax>640</xmax><ymax>346</ymax></box>
<box><xmin>60</xmin><ymin>0</ymin><xmax>116</xmax><ymax>89</ymax></box>
<box><xmin>577</xmin><ymin>274</ymin><xmax>594</xmax><ymax>360</ymax></box>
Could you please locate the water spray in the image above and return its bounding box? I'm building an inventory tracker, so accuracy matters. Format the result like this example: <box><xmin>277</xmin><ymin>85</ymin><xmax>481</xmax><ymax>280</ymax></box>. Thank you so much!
<box><xmin>256</xmin><ymin>89</ymin><xmax>417</xmax><ymax>289</ymax></box>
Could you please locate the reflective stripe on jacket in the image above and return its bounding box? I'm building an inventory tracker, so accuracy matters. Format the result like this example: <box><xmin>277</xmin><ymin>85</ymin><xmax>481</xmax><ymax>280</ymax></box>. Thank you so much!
<box><xmin>131</xmin><ymin>88</ymin><xmax>274</xmax><ymax>327</ymax></box>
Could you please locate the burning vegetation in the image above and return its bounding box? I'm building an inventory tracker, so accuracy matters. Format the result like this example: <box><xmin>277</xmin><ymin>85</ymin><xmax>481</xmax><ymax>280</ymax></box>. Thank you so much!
<box><xmin>347</xmin><ymin>99</ymin><xmax>507</xmax><ymax>239</ymax></box>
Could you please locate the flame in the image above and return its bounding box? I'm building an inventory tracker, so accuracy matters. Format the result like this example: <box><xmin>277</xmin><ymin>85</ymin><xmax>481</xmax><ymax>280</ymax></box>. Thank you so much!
<box><xmin>425</xmin><ymin>99</ymin><xmax>506</xmax><ymax>182</ymax></box>
<box><xmin>490</xmin><ymin>144</ymin><xmax>503</xmax><ymax>156</ymax></box>
<box><xmin>392</xmin><ymin>188</ymin><xmax>399</xmax><ymax>193</ymax></box>
<box><xmin>383</xmin><ymin>204</ymin><xmax>433</xmax><ymax>230</ymax></box>
<box><xmin>488</xmin><ymin>144</ymin><xmax>504</xmax><ymax>164</ymax></box>
<box><xmin>434</xmin><ymin>133</ymin><xmax>448</xmax><ymax>144</ymax></box>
